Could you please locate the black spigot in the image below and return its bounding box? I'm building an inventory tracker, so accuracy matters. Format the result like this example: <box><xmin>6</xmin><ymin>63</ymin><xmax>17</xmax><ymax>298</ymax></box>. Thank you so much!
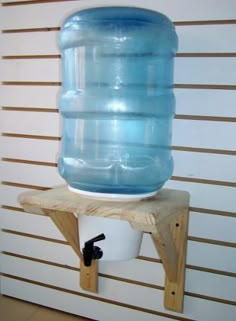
<box><xmin>83</xmin><ymin>233</ymin><xmax>106</xmax><ymax>267</ymax></box>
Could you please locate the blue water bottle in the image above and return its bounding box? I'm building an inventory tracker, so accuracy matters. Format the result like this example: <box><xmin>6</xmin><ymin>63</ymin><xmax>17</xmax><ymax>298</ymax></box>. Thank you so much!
<box><xmin>58</xmin><ymin>7</ymin><xmax>178</xmax><ymax>200</ymax></box>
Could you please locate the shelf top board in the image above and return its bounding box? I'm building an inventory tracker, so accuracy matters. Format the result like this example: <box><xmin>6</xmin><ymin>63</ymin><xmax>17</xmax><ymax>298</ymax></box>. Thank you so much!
<box><xmin>19</xmin><ymin>185</ymin><xmax>190</xmax><ymax>232</ymax></box>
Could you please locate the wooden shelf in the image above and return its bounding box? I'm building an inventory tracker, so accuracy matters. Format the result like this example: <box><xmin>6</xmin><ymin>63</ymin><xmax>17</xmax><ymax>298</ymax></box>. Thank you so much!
<box><xmin>19</xmin><ymin>185</ymin><xmax>190</xmax><ymax>313</ymax></box>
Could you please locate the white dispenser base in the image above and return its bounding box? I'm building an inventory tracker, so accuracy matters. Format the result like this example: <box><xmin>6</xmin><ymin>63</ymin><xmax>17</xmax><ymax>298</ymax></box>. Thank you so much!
<box><xmin>78</xmin><ymin>214</ymin><xmax>143</xmax><ymax>261</ymax></box>
<box><xmin>69</xmin><ymin>185</ymin><xmax>157</xmax><ymax>201</ymax></box>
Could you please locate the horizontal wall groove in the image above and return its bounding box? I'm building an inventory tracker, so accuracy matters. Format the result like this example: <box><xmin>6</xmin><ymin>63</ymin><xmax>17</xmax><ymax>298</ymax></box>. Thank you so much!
<box><xmin>0</xmin><ymin>205</ymin><xmax>25</xmax><ymax>212</ymax></box>
<box><xmin>172</xmin><ymin>146</ymin><xmax>236</xmax><ymax>156</ymax></box>
<box><xmin>2</xmin><ymin>27</ymin><xmax>60</xmax><ymax>33</ymax></box>
<box><xmin>175</xmin><ymin>115</ymin><xmax>236</xmax><ymax>122</ymax></box>
<box><xmin>186</xmin><ymin>264</ymin><xmax>236</xmax><ymax>278</ymax></box>
<box><xmin>138</xmin><ymin>256</ymin><xmax>162</xmax><ymax>264</ymax></box>
<box><xmin>2</xmin><ymin>0</ymin><xmax>75</xmax><ymax>6</ymax></box>
<box><xmin>1</xmin><ymin>133</ymin><xmax>61</xmax><ymax>140</ymax></box>
<box><xmin>184</xmin><ymin>291</ymin><xmax>236</xmax><ymax>307</ymax></box>
<box><xmin>2</xmin><ymin>252</ymin><xmax>79</xmax><ymax>272</ymax></box>
<box><xmin>2</xmin><ymin>53</ymin><xmax>236</xmax><ymax>59</ymax></box>
<box><xmin>176</xmin><ymin>53</ymin><xmax>236</xmax><ymax>58</ymax></box>
<box><xmin>1</xmin><ymin>229</ymin><xmax>68</xmax><ymax>245</ymax></box>
<box><xmin>1</xmin><ymin>157</ymin><xmax>57</xmax><ymax>167</ymax></box>
<box><xmin>171</xmin><ymin>176</ymin><xmax>236</xmax><ymax>187</ymax></box>
<box><xmin>1</xmin><ymin>181</ymin><xmax>50</xmax><ymax>190</ymax></box>
<box><xmin>188</xmin><ymin>236</ymin><xmax>236</xmax><ymax>249</ymax></box>
<box><xmin>138</xmin><ymin>256</ymin><xmax>236</xmax><ymax>278</ymax></box>
<box><xmin>174</xmin><ymin>20</ymin><xmax>236</xmax><ymax>26</ymax></box>
<box><xmin>175</xmin><ymin>84</ymin><xmax>236</xmax><ymax>90</ymax></box>
<box><xmin>2</xmin><ymin>82</ymin><xmax>236</xmax><ymax>90</ymax></box>
<box><xmin>0</xmin><ymin>274</ymin><xmax>195</xmax><ymax>321</ymax></box>
<box><xmin>2</xmin><ymin>81</ymin><xmax>61</xmax><ymax>86</ymax></box>
<box><xmin>2</xmin><ymin>55</ymin><xmax>60</xmax><ymax>59</ymax></box>
<box><xmin>1</xmin><ymin>107</ymin><xmax>58</xmax><ymax>112</ymax></box>
<box><xmin>189</xmin><ymin>207</ymin><xmax>236</xmax><ymax>218</ymax></box>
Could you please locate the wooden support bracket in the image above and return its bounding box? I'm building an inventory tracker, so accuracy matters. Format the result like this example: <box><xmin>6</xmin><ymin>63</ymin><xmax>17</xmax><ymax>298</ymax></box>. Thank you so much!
<box><xmin>19</xmin><ymin>185</ymin><xmax>189</xmax><ymax>312</ymax></box>
<box><xmin>151</xmin><ymin>209</ymin><xmax>189</xmax><ymax>312</ymax></box>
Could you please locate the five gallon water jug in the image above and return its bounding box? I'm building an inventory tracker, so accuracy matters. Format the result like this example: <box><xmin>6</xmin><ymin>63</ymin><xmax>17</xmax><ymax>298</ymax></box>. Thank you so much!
<box><xmin>58</xmin><ymin>7</ymin><xmax>178</xmax><ymax>200</ymax></box>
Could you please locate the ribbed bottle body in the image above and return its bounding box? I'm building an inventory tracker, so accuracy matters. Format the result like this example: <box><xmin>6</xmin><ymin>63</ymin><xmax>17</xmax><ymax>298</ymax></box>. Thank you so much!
<box><xmin>58</xmin><ymin>7</ymin><xmax>178</xmax><ymax>197</ymax></box>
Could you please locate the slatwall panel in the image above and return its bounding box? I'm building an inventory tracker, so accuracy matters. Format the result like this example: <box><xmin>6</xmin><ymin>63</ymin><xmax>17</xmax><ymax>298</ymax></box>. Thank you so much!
<box><xmin>0</xmin><ymin>1</ymin><xmax>235</xmax><ymax>321</ymax></box>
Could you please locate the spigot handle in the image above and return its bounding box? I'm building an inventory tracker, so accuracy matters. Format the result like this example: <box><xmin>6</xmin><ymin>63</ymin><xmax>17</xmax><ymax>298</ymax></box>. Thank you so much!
<box><xmin>85</xmin><ymin>233</ymin><xmax>105</xmax><ymax>246</ymax></box>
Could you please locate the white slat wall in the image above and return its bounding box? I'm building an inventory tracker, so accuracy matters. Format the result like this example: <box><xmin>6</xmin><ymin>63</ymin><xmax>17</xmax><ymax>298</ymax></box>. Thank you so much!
<box><xmin>0</xmin><ymin>1</ymin><xmax>235</xmax><ymax>321</ymax></box>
